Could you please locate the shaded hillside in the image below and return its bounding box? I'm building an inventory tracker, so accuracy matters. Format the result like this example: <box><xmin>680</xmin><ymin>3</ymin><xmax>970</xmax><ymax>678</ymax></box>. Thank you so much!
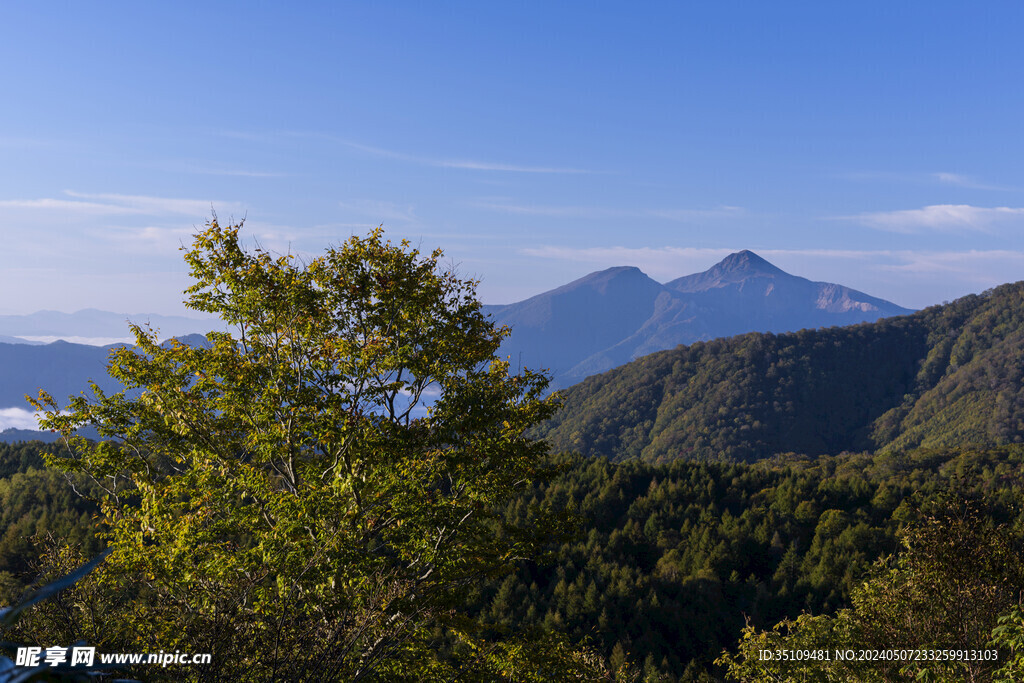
<box><xmin>484</xmin><ymin>251</ymin><xmax>912</xmax><ymax>388</ymax></box>
<box><xmin>539</xmin><ymin>282</ymin><xmax>1024</xmax><ymax>462</ymax></box>
<box><xmin>0</xmin><ymin>333</ymin><xmax>214</xmax><ymax>410</ymax></box>
<box><xmin>484</xmin><ymin>266</ymin><xmax>670</xmax><ymax>377</ymax></box>
<box><xmin>0</xmin><ymin>341</ymin><xmax>126</xmax><ymax>407</ymax></box>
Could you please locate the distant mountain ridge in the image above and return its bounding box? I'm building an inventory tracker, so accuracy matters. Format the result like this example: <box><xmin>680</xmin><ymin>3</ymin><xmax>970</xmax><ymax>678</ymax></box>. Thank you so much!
<box><xmin>537</xmin><ymin>280</ymin><xmax>1024</xmax><ymax>463</ymax></box>
<box><xmin>0</xmin><ymin>334</ymin><xmax>212</xmax><ymax>442</ymax></box>
<box><xmin>483</xmin><ymin>251</ymin><xmax>913</xmax><ymax>388</ymax></box>
<box><xmin>0</xmin><ymin>308</ymin><xmax>219</xmax><ymax>341</ymax></box>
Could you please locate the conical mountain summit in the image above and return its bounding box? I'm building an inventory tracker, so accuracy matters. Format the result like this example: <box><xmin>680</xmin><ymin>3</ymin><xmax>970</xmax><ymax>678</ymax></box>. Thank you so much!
<box><xmin>669</xmin><ymin>249</ymin><xmax>786</xmax><ymax>291</ymax></box>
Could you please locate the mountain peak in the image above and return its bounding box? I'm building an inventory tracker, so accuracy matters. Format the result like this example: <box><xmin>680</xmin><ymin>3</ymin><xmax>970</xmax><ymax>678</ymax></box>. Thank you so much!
<box><xmin>712</xmin><ymin>250</ymin><xmax>786</xmax><ymax>276</ymax></box>
<box><xmin>545</xmin><ymin>265</ymin><xmax>662</xmax><ymax>298</ymax></box>
<box><xmin>668</xmin><ymin>250</ymin><xmax>787</xmax><ymax>292</ymax></box>
<box><xmin>575</xmin><ymin>265</ymin><xmax>645</xmax><ymax>283</ymax></box>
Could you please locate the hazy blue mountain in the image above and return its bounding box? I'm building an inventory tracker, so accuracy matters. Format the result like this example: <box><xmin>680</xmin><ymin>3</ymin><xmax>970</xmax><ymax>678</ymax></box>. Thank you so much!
<box><xmin>0</xmin><ymin>340</ymin><xmax>125</xmax><ymax>408</ymax></box>
<box><xmin>482</xmin><ymin>266</ymin><xmax>670</xmax><ymax>375</ymax></box>
<box><xmin>0</xmin><ymin>426</ymin><xmax>100</xmax><ymax>443</ymax></box>
<box><xmin>0</xmin><ymin>334</ymin><xmax>214</xmax><ymax>442</ymax></box>
<box><xmin>0</xmin><ymin>335</ymin><xmax>214</xmax><ymax>409</ymax></box>
<box><xmin>665</xmin><ymin>250</ymin><xmax>912</xmax><ymax>335</ymax></box>
<box><xmin>0</xmin><ymin>335</ymin><xmax>42</xmax><ymax>345</ymax></box>
<box><xmin>483</xmin><ymin>251</ymin><xmax>913</xmax><ymax>388</ymax></box>
<box><xmin>0</xmin><ymin>308</ymin><xmax>220</xmax><ymax>340</ymax></box>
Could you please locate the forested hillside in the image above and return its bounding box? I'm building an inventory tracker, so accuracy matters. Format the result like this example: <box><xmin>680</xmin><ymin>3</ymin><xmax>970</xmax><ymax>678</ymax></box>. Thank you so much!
<box><xmin>540</xmin><ymin>281</ymin><xmax>1024</xmax><ymax>463</ymax></box>
<box><xmin>470</xmin><ymin>445</ymin><xmax>1024</xmax><ymax>680</ymax></box>
<box><xmin>7</xmin><ymin>439</ymin><xmax>1024</xmax><ymax>681</ymax></box>
<box><xmin>0</xmin><ymin>442</ymin><xmax>101</xmax><ymax>597</ymax></box>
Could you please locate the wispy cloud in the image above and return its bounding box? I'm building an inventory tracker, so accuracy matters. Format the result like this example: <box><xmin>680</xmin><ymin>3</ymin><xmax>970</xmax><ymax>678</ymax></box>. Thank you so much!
<box><xmin>88</xmin><ymin>225</ymin><xmax>198</xmax><ymax>252</ymax></box>
<box><xmin>338</xmin><ymin>199</ymin><xmax>418</xmax><ymax>225</ymax></box>
<box><xmin>437</xmin><ymin>159</ymin><xmax>590</xmax><ymax>173</ymax></box>
<box><xmin>473</xmin><ymin>199</ymin><xmax>744</xmax><ymax>222</ymax></box>
<box><xmin>931</xmin><ymin>172</ymin><xmax>1013</xmax><ymax>191</ymax></box>
<box><xmin>151</xmin><ymin>156</ymin><xmax>286</xmax><ymax>178</ymax></box>
<box><xmin>872</xmin><ymin>249</ymin><xmax>1024</xmax><ymax>280</ymax></box>
<box><xmin>0</xmin><ymin>191</ymin><xmax>243</xmax><ymax>218</ymax></box>
<box><xmin>0</xmin><ymin>136</ymin><xmax>58</xmax><ymax>149</ymax></box>
<box><xmin>473</xmin><ymin>201</ymin><xmax>616</xmax><ymax>219</ymax></box>
<box><xmin>64</xmin><ymin>192</ymin><xmax>239</xmax><ymax>216</ymax></box>
<box><xmin>0</xmin><ymin>198</ymin><xmax>138</xmax><ymax>215</ymax></box>
<box><xmin>647</xmin><ymin>206</ymin><xmax>745</xmax><ymax>221</ymax></box>
<box><xmin>182</xmin><ymin>166</ymin><xmax>285</xmax><ymax>178</ymax></box>
<box><xmin>844</xmin><ymin>171</ymin><xmax>1013</xmax><ymax>191</ymax></box>
<box><xmin>270</xmin><ymin>132</ymin><xmax>593</xmax><ymax>174</ymax></box>
<box><xmin>338</xmin><ymin>139</ymin><xmax>593</xmax><ymax>174</ymax></box>
<box><xmin>844</xmin><ymin>204</ymin><xmax>1024</xmax><ymax>233</ymax></box>
<box><xmin>214</xmin><ymin>129</ymin><xmax>595</xmax><ymax>173</ymax></box>
<box><xmin>213</xmin><ymin>129</ymin><xmax>275</xmax><ymax>143</ymax></box>
<box><xmin>519</xmin><ymin>245</ymin><xmax>737</xmax><ymax>281</ymax></box>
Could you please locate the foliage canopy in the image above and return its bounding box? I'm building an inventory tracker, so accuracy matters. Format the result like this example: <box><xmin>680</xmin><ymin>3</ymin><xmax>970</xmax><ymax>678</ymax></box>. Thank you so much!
<box><xmin>30</xmin><ymin>221</ymin><xmax>607</xmax><ymax>681</ymax></box>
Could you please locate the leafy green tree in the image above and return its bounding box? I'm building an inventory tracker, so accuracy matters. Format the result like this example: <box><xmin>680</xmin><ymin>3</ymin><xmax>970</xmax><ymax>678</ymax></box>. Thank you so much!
<box><xmin>718</xmin><ymin>499</ymin><xmax>1024</xmax><ymax>682</ymax></box>
<box><xmin>30</xmin><ymin>221</ymin><xmax>610</xmax><ymax>681</ymax></box>
<box><xmin>0</xmin><ymin>547</ymin><xmax>136</xmax><ymax>682</ymax></box>
<box><xmin>990</xmin><ymin>605</ymin><xmax>1024</xmax><ymax>682</ymax></box>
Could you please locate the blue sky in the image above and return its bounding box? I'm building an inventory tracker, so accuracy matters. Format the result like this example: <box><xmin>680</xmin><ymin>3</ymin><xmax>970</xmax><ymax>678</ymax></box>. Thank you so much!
<box><xmin>2</xmin><ymin>1</ymin><xmax>1023</xmax><ymax>315</ymax></box>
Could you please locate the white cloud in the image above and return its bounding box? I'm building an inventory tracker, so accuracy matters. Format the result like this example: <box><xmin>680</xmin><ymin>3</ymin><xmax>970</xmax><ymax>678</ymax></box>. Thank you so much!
<box><xmin>0</xmin><ymin>407</ymin><xmax>45</xmax><ymax>431</ymax></box>
<box><xmin>845</xmin><ymin>204</ymin><xmax>1024</xmax><ymax>233</ymax></box>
